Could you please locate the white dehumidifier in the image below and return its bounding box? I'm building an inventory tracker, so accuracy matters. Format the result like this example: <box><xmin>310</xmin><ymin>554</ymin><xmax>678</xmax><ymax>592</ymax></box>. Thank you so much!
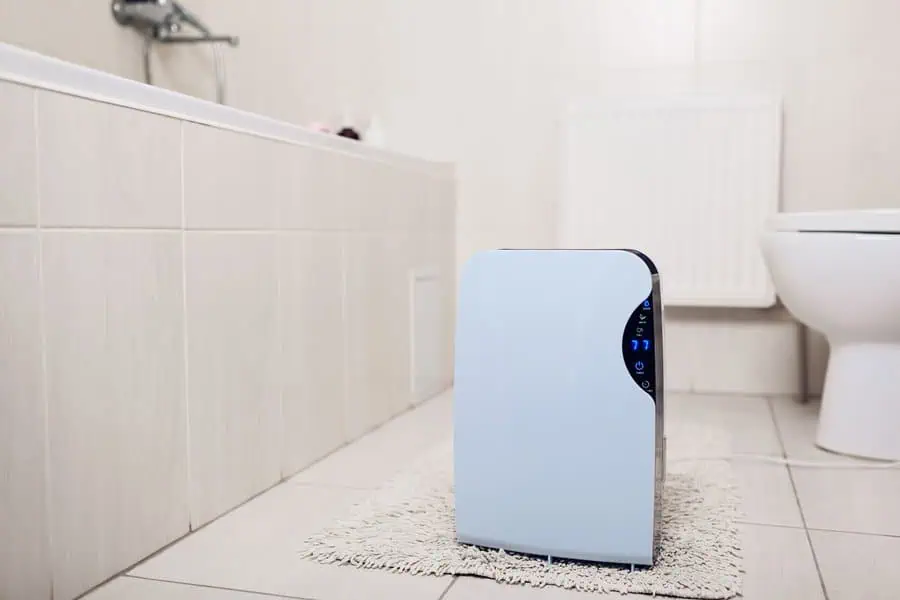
<box><xmin>453</xmin><ymin>249</ymin><xmax>665</xmax><ymax>567</ymax></box>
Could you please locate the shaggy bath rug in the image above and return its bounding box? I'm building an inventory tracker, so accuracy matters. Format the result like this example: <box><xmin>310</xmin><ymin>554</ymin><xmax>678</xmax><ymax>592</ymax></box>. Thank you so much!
<box><xmin>301</xmin><ymin>422</ymin><xmax>742</xmax><ymax>599</ymax></box>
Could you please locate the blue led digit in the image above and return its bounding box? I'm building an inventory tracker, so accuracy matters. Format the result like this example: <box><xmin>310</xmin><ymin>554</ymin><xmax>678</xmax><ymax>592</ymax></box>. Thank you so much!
<box><xmin>642</xmin><ymin>339</ymin><xmax>651</xmax><ymax>351</ymax></box>
<box><xmin>631</xmin><ymin>339</ymin><xmax>639</xmax><ymax>351</ymax></box>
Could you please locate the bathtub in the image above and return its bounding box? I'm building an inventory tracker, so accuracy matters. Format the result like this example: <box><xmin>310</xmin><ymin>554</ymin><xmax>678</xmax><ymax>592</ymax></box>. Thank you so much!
<box><xmin>0</xmin><ymin>42</ymin><xmax>455</xmax><ymax>600</ymax></box>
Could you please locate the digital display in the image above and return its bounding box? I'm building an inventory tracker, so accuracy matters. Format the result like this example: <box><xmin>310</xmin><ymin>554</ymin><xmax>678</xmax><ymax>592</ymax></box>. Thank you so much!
<box><xmin>630</xmin><ymin>339</ymin><xmax>652</xmax><ymax>351</ymax></box>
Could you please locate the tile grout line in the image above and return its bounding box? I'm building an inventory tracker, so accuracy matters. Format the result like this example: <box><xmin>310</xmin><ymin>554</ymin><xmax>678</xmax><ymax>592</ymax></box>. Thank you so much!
<box><xmin>281</xmin><ymin>389</ymin><xmax>450</xmax><ymax>489</ymax></box>
<box><xmin>2</xmin><ymin>70</ymin><xmax>454</xmax><ymax>180</ymax></box>
<box><xmin>179</xmin><ymin>116</ymin><xmax>194</xmax><ymax>533</ymax></box>
<box><xmin>805</xmin><ymin>527</ymin><xmax>900</xmax><ymax>540</ymax></box>
<box><xmin>120</xmin><ymin>393</ymin><xmax>450</xmax><ymax>588</ymax></box>
<box><xmin>767</xmin><ymin>397</ymin><xmax>830</xmax><ymax>600</ymax></box>
<box><xmin>0</xmin><ymin>226</ymin><xmax>425</xmax><ymax>234</ymax></box>
<box><xmin>289</xmin><ymin>480</ymin><xmax>382</xmax><ymax>492</ymax></box>
<box><xmin>33</xmin><ymin>84</ymin><xmax>57</xmax><ymax>600</ymax></box>
<box><xmin>436</xmin><ymin>576</ymin><xmax>458</xmax><ymax>600</ymax></box>
<box><xmin>75</xmin><ymin>396</ymin><xmax>452</xmax><ymax>597</ymax></box>
<box><xmin>339</xmin><ymin>230</ymin><xmax>351</xmax><ymax>443</ymax></box>
<box><xmin>275</xmin><ymin>234</ymin><xmax>285</xmax><ymax>481</ymax></box>
<box><xmin>124</xmin><ymin>574</ymin><xmax>315</xmax><ymax>600</ymax></box>
<box><xmin>738</xmin><ymin>519</ymin><xmax>900</xmax><ymax>540</ymax></box>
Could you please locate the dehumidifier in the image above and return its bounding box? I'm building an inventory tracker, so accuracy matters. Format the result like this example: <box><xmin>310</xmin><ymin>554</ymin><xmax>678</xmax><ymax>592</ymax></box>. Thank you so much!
<box><xmin>453</xmin><ymin>249</ymin><xmax>665</xmax><ymax>567</ymax></box>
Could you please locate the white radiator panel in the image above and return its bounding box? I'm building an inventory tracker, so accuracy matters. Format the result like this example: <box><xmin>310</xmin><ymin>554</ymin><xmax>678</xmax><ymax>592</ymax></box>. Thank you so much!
<box><xmin>560</xmin><ymin>96</ymin><xmax>782</xmax><ymax>307</ymax></box>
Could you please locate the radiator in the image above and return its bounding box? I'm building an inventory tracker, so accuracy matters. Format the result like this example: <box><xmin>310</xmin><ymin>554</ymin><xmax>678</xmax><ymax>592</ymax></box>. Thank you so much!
<box><xmin>559</xmin><ymin>95</ymin><xmax>782</xmax><ymax>307</ymax></box>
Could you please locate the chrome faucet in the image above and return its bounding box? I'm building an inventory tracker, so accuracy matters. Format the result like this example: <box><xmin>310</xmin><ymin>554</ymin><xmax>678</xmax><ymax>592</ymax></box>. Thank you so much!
<box><xmin>111</xmin><ymin>0</ymin><xmax>239</xmax><ymax>104</ymax></box>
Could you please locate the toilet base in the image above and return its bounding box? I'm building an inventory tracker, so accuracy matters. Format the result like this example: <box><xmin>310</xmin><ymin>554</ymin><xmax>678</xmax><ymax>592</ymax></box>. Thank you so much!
<box><xmin>816</xmin><ymin>343</ymin><xmax>900</xmax><ymax>462</ymax></box>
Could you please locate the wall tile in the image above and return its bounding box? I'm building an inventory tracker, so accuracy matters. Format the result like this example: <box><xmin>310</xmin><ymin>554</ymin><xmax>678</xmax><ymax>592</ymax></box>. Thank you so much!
<box><xmin>0</xmin><ymin>82</ymin><xmax>38</xmax><ymax>225</ymax></box>
<box><xmin>697</xmin><ymin>0</ymin><xmax>784</xmax><ymax>63</ymax></box>
<box><xmin>341</xmin><ymin>160</ymin><xmax>437</xmax><ymax>234</ymax></box>
<box><xmin>663</xmin><ymin>310</ymin><xmax>801</xmax><ymax>395</ymax></box>
<box><xmin>782</xmin><ymin>58</ymin><xmax>900</xmax><ymax>213</ymax></box>
<box><xmin>185</xmin><ymin>232</ymin><xmax>280</xmax><ymax>526</ymax></box>
<box><xmin>342</xmin><ymin>156</ymin><xmax>397</xmax><ymax>232</ymax></box>
<box><xmin>0</xmin><ymin>232</ymin><xmax>49</xmax><ymax>600</ymax></box>
<box><xmin>410</xmin><ymin>268</ymin><xmax>448</xmax><ymax>403</ymax></box>
<box><xmin>562</xmin><ymin>0</ymin><xmax>696</xmax><ymax>70</ymax></box>
<box><xmin>780</xmin><ymin>0</ymin><xmax>900</xmax><ymax>63</ymax></box>
<box><xmin>455</xmin><ymin>155</ymin><xmax>556</xmax><ymax>240</ymax></box>
<box><xmin>387</xmin><ymin>167</ymin><xmax>430</xmax><ymax>233</ymax></box>
<box><xmin>343</xmin><ymin>233</ymin><xmax>412</xmax><ymax>439</ymax></box>
<box><xmin>412</xmin><ymin>183</ymin><xmax>456</xmax><ymax>396</ymax></box>
<box><xmin>456</xmin><ymin>226</ymin><xmax>557</xmax><ymax>280</ymax></box>
<box><xmin>426</xmin><ymin>177</ymin><xmax>457</xmax><ymax>236</ymax></box>
<box><xmin>38</xmin><ymin>91</ymin><xmax>182</xmax><ymax>228</ymax></box>
<box><xmin>42</xmin><ymin>231</ymin><xmax>188</xmax><ymax>600</ymax></box>
<box><xmin>278</xmin><ymin>232</ymin><xmax>346</xmax><ymax>476</ymax></box>
<box><xmin>692</xmin><ymin>60</ymin><xmax>786</xmax><ymax>98</ymax></box>
<box><xmin>0</xmin><ymin>0</ymin><xmax>144</xmax><ymax>83</ymax></box>
<box><xmin>278</xmin><ymin>145</ymin><xmax>347</xmax><ymax>231</ymax></box>
<box><xmin>183</xmin><ymin>124</ymin><xmax>282</xmax><ymax>230</ymax></box>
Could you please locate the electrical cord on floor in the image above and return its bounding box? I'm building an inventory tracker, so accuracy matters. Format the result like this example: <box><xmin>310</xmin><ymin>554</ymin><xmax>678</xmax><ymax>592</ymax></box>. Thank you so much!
<box><xmin>669</xmin><ymin>454</ymin><xmax>900</xmax><ymax>470</ymax></box>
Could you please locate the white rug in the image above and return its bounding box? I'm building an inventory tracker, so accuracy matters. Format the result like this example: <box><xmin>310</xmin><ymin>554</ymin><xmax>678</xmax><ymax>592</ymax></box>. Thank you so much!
<box><xmin>302</xmin><ymin>423</ymin><xmax>742</xmax><ymax>599</ymax></box>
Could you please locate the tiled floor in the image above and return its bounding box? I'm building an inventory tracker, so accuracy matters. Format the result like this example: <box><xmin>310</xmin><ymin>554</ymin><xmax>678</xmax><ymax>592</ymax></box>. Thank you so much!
<box><xmin>84</xmin><ymin>392</ymin><xmax>900</xmax><ymax>600</ymax></box>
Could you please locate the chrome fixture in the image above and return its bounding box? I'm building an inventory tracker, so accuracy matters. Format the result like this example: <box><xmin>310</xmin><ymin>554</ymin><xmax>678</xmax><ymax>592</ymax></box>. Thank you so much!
<box><xmin>111</xmin><ymin>0</ymin><xmax>239</xmax><ymax>104</ymax></box>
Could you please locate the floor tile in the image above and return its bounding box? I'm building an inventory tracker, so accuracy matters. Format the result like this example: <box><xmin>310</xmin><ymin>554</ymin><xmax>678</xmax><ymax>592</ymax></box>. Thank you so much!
<box><xmin>445</xmin><ymin>525</ymin><xmax>823</xmax><ymax>600</ymax></box>
<box><xmin>667</xmin><ymin>394</ymin><xmax>781</xmax><ymax>453</ymax></box>
<box><xmin>731</xmin><ymin>462</ymin><xmax>803</xmax><ymax>528</ymax></box>
<box><xmin>445</xmin><ymin>576</ymin><xmax>649</xmax><ymax>599</ymax></box>
<box><xmin>86</xmin><ymin>576</ymin><xmax>292</xmax><ymax>599</ymax></box>
<box><xmin>100</xmin><ymin>392</ymin><xmax>829</xmax><ymax>600</ymax></box>
<box><xmin>291</xmin><ymin>390</ymin><xmax>452</xmax><ymax>489</ymax></box>
<box><xmin>739</xmin><ymin>524</ymin><xmax>824</xmax><ymax>599</ymax></box>
<box><xmin>131</xmin><ymin>479</ymin><xmax>450</xmax><ymax>600</ymax></box>
<box><xmin>811</xmin><ymin>529</ymin><xmax>900</xmax><ymax>600</ymax></box>
<box><xmin>773</xmin><ymin>398</ymin><xmax>900</xmax><ymax>535</ymax></box>
<box><xmin>770</xmin><ymin>398</ymin><xmax>843</xmax><ymax>461</ymax></box>
<box><xmin>790</xmin><ymin>468</ymin><xmax>900</xmax><ymax>536</ymax></box>
<box><xmin>668</xmin><ymin>394</ymin><xmax>802</xmax><ymax>527</ymax></box>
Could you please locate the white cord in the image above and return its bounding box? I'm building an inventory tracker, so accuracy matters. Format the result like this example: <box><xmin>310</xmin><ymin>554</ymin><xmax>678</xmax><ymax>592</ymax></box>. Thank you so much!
<box><xmin>670</xmin><ymin>454</ymin><xmax>900</xmax><ymax>470</ymax></box>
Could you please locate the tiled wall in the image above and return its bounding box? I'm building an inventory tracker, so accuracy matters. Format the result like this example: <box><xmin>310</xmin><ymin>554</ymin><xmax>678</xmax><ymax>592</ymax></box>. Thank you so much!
<box><xmin>9</xmin><ymin>1</ymin><xmax>900</xmax><ymax>395</ymax></box>
<box><xmin>275</xmin><ymin>0</ymin><xmax>900</xmax><ymax>397</ymax></box>
<box><xmin>0</xmin><ymin>79</ymin><xmax>455</xmax><ymax>600</ymax></box>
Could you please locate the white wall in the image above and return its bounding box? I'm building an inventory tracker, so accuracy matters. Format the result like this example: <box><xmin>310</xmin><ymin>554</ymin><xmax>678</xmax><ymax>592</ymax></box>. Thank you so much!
<box><xmin>3</xmin><ymin>1</ymin><xmax>898</xmax><ymax>391</ymax></box>
<box><xmin>0</xmin><ymin>62</ymin><xmax>454</xmax><ymax>599</ymax></box>
<box><xmin>310</xmin><ymin>0</ymin><xmax>900</xmax><ymax>395</ymax></box>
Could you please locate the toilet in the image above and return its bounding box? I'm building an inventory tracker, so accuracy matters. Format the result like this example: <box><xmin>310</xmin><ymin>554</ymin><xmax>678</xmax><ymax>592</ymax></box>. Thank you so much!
<box><xmin>761</xmin><ymin>209</ymin><xmax>900</xmax><ymax>461</ymax></box>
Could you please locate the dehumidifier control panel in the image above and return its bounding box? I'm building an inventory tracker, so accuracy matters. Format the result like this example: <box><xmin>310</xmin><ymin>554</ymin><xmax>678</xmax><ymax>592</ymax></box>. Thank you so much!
<box><xmin>622</xmin><ymin>294</ymin><xmax>658</xmax><ymax>400</ymax></box>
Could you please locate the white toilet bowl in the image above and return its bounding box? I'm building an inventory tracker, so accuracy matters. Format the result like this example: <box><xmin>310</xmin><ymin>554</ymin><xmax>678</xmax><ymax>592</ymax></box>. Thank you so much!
<box><xmin>761</xmin><ymin>209</ymin><xmax>900</xmax><ymax>461</ymax></box>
